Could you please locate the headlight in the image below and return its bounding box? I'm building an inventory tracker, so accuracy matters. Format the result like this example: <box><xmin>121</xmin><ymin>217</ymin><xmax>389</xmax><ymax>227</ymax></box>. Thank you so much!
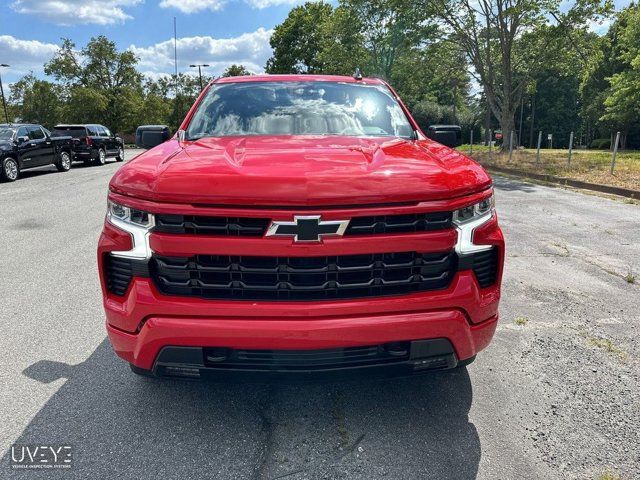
<box><xmin>106</xmin><ymin>200</ymin><xmax>154</xmax><ymax>259</ymax></box>
<box><xmin>453</xmin><ymin>193</ymin><xmax>495</xmax><ymax>254</ymax></box>
<box><xmin>453</xmin><ymin>194</ymin><xmax>495</xmax><ymax>225</ymax></box>
<box><xmin>107</xmin><ymin>200</ymin><xmax>153</xmax><ymax>227</ymax></box>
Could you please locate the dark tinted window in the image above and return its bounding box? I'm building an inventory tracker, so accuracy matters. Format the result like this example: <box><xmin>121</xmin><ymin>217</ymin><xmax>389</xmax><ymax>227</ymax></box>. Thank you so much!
<box><xmin>0</xmin><ymin>128</ymin><xmax>15</xmax><ymax>141</ymax></box>
<box><xmin>16</xmin><ymin>127</ymin><xmax>28</xmax><ymax>139</ymax></box>
<box><xmin>86</xmin><ymin>126</ymin><xmax>98</xmax><ymax>136</ymax></box>
<box><xmin>53</xmin><ymin>127</ymin><xmax>86</xmax><ymax>138</ymax></box>
<box><xmin>27</xmin><ymin>126</ymin><xmax>45</xmax><ymax>140</ymax></box>
<box><xmin>186</xmin><ymin>81</ymin><xmax>414</xmax><ymax>139</ymax></box>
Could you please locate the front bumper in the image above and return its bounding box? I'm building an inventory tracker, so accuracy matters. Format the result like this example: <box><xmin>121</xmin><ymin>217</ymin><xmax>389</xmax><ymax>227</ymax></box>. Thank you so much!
<box><xmin>99</xmin><ymin>193</ymin><xmax>504</xmax><ymax>377</ymax></box>
<box><xmin>105</xmin><ymin>273</ymin><xmax>499</xmax><ymax>372</ymax></box>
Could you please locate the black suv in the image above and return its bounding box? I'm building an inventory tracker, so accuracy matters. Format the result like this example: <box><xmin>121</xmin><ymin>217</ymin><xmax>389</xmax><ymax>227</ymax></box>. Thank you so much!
<box><xmin>53</xmin><ymin>124</ymin><xmax>124</xmax><ymax>166</ymax></box>
<box><xmin>0</xmin><ymin>124</ymin><xmax>74</xmax><ymax>182</ymax></box>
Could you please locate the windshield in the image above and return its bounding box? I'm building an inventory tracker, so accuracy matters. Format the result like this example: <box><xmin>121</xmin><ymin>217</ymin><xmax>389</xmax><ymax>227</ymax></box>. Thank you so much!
<box><xmin>186</xmin><ymin>81</ymin><xmax>414</xmax><ymax>140</ymax></box>
<box><xmin>0</xmin><ymin>128</ymin><xmax>15</xmax><ymax>141</ymax></box>
<box><xmin>53</xmin><ymin>127</ymin><xmax>86</xmax><ymax>138</ymax></box>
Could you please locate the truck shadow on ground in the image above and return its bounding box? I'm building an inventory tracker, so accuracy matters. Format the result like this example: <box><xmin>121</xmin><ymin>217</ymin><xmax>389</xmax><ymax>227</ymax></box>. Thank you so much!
<box><xmin>6</xmin><ymin>340</ymin><xmax>480</xmax><ymax>479</ymax></box>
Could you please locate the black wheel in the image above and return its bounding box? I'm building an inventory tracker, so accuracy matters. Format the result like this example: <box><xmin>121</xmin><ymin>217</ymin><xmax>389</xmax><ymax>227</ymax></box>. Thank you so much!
<box><xmin>95</xmin><ymin>148</ymin><xmax>106</xmax><ymax>166</ymax></box>
<box><xmin>456</xmin><ymin>355</ymin><xmax>476</xmax><ymax>368</ymax></box>
<box><xmin>129</xmin><ymin>363</ymin><xmax>155</xmax><ymax>377</ymax></box>
<box><xmin>116</xmin><ymin>146</ymin><xmax>125</xmax><ymax>162</ymax></box>
<box><xmin>1</xmin><ymin>157</ymin><xmax>19</xmax><ymax>182</ymax></box>
<box><xmin>56</xmin><ymin>151</ymin><xmax>72</xmax><ymax>172</ymax></box>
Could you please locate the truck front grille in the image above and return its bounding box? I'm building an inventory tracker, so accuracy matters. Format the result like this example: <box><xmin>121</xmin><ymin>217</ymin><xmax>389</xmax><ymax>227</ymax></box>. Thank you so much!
<box><xmin>150</xmin><ymin>251</ymin><xmax>456</xmax><ymax>301</ymax></box>
<box><xmin>153</xmin><ymin>211</ymin><xmax>452</xmax><ymax>236</ymax></box>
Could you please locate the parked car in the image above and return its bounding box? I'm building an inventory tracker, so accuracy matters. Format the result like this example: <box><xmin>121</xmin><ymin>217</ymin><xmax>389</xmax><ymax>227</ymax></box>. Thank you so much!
<box><xmin>98</xmin><ymin>74</ymin><xmax>504</xmax><ymax>380</ymax></box>
<box><xmin>0</xmin><ymin>124</ymin><xmax>74</xmax><ymax>182</ymax></box>
<box><xmin>52</xmin><ymin>124</ymin><xmax>124</xmax><ymax>166</ymax></box>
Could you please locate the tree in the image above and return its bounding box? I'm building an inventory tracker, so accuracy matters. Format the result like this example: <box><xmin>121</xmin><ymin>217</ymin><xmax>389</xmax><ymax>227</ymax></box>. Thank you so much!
<box><xmin>422</xmin><ymin>0</ymin><xmax>611</xmax><ymax>148</ymax></box>
<box><xmin>221</xmin><ymin>64</ymin><xmax>252</xmax><ymax>77</ymax></box>
<box><xmin>9</xmin><ymin>74</ymin><xmax>63</xmax><ymax>128</ymax></box>
<box><xmin>341</xmin><ymin>0</ymin><xmax>435</xmax><ymax>80</ymax></box>
<box><xmin>145</xmin><ymin>73</ymin><xmax>203</xmax><ymax>131</ymax></box>
<box><xmin>45</xmin><ymin>36</ymin><xmax>143</xmax><ymax>133</ymax></box>
<box><xmin>600</xmin><ymin>4</ymin><xmax>640</xmax><ymax>148</ymax></box>
<box><xmin>266</xmin><ymin>2</ymin><xmax>334</xmax><ymax>73</ymax></box>
<box><xmin>317</xmin><ymin>6</ymin><xmax>369</xmax><ymax>75</ymax></box>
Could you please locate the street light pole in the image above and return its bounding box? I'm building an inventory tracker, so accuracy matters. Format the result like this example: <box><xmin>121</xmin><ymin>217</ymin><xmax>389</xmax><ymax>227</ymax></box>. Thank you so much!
<box><xmin>0</xmin><ymin>64</ymin><xmax>9</xmax><ymax>124</ymax></box>
<box><xmin>189</xmin><ymin>64</ymin><xmax>210</xmax><ymax>91</ymax></box>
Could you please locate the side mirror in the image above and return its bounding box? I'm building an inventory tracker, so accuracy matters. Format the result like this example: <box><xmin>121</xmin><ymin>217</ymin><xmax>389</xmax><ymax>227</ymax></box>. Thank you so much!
<box><xmin>426</xmin><ymin>126</ymin><xmax>462</xmax><ymax>148</ymax></box>
<box><xmin>17</xmin><ymin>136</ymin><xmax>28</xmax><ymax>144</ymax></box>
<box><xmin>135</xmin><ymin>125</ymin><xmax>171</xmax><ymax>149</ymax></box>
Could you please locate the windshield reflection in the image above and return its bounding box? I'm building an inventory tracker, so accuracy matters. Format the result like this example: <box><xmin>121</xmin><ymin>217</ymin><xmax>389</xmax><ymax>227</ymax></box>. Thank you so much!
<box><xmin>187</xmin><ymin>81</ymin><xmax>414</xmax><ymax>140</ymax></box>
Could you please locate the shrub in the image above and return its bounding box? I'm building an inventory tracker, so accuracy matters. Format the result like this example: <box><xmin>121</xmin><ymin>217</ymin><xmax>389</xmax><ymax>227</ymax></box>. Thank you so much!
<box><xmin>589</xmin><ymin>138</ymin><xmax>611</xmax><ymax>149</ymax></box>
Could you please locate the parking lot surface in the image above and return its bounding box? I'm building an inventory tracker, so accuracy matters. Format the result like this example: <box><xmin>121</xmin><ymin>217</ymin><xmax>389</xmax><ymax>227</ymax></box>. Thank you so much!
<box><xmin>1</xmin><ymin>151</ymin><xmax>638</xmax><ymax>479</ymax></box>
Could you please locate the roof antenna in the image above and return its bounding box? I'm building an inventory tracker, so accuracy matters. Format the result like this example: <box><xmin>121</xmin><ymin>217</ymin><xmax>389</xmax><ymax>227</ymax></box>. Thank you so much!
<box><xmin>353</xmin><ymin>68</ymin><xmax>363</xmax><ymax>81</ymax></box>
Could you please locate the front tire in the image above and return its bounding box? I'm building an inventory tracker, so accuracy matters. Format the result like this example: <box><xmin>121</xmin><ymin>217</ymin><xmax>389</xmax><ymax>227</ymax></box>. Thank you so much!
<box><xmin>95</xmin><ymin>148</ymin><xmax>106</xmax><ymax>166</ymax></box>
<box><xmin>56</xmin><ymin>151</ymin><xmax>72</xmax><ymax>172</ymax></box>
<box><xmin>116</xmin><ymin>146</ymin><xmax>125</xmax><ymax>162</ymax></box>
<box><xmin>1</xmin><ymin>157</ymin><xmax>19</xmax><ymax>182</ymax></box>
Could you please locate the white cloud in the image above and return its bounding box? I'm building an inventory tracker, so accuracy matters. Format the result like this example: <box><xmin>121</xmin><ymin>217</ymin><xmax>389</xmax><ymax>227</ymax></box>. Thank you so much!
<box><xmin>0</xmin><ymin>36</ymin><xmax>59</xmax><ymax>76</ymax></box>
<box><xmin>130</xmin><ymin>28</ymin><xmax>273</xmax><ymax>76</ymax></box>
<box><xmin>244</xmin><ymin>0</ymin><xmax>306</xmax><ymax>8</ymax></box>
<box><xmin>10</xmin><ymin>0</ymin><xmax>142</xmax><ymax>25</ymax></box>
<box><xmin>159</xmin><ymin>0</ymin><xmax>309</xmax><ymax>13</ymax></box>
<box><xmin>159</xmin><ymin>0</ymin><xmax>226</xmax><ymax>14</ymax></box>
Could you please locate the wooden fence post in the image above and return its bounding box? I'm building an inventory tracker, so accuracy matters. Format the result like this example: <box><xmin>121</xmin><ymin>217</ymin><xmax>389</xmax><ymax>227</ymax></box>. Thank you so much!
<box><xmin>535</xmin><ymin>131</ymin><xmax>542</xmax><ymax>168</ymax></box>
<box><xmin>610</xmin><ymin>131</ymin><xmax>621</xmax><ymax>174</ymax></box>
<box><xmin>567</xmin><ymin>131</ymin><xmax>574</xmax><ymax>167</ymax></box>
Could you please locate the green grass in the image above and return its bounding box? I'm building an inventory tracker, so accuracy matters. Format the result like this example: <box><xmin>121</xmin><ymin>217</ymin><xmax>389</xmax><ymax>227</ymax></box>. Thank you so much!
<box><xmin>456</xmin><ymin>146</ymin><xmax>640</xmax><ymax>191</ymax></box>
<box><xmin>515</xmin><ymin>316</ymin><xmax>529</xmax><ymax>326</ymax></box>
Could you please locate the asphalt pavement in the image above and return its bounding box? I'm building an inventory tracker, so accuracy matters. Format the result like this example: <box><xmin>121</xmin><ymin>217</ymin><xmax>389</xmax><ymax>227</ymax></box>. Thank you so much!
<box><xmin>0</xmin><ymin>150</ymin><xmax>638</xmax><ymax>479</ymax></box>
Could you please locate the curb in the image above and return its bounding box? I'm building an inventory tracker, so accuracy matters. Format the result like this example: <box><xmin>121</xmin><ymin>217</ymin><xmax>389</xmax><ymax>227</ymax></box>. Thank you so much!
<box><xmin>481</xmin><ymin>164</ymin><xmax>640</xmax><ymax>199</ymax></box>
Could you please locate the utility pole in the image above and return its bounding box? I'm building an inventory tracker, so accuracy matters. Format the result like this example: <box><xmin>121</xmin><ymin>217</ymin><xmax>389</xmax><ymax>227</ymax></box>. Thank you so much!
<box><xmin>173</xmin><ymin>17</ymin><xmax>179</xmax><ymax>100</ymax></box>
<box><xmin>190</xmin><ymin>64</ymin><xmax>210</xmax><ymax>91</ymax></box>
<box><xmin>0</xmin><ymin>64</ymin><xmax>9</xmax><ymax>124</ymax></box>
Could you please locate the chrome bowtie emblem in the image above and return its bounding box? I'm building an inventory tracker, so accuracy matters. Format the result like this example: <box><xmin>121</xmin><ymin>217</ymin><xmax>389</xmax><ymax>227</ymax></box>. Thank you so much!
<box><xmin>266</xmin><ymin>215</ymin><xmax>350</xmax><ymax>242</ymax></box>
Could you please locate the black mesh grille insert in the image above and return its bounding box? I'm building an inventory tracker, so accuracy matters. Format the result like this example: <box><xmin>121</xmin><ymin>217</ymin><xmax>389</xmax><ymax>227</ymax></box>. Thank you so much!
<box><xmin>471</xmin><ymin>248</ymin><xmax>499</xmax><ymax>288</ymax></box>
<box><xmin>153</xmin><ymin>212</ymin><xmax>452</xmax><ymax>236</ymax></box>
<box><xmin>154</xmin><ymin>214</ymin><xmax>270</xmax><ymax>236</ymax></box>
<box><xmin>105</xmin><ymin>255</ymin><xmax>134</xmax><ymax>296</ymax></box>
<box><xmin>203</xmin><ymin>343</ymin><xmax>410</xmax><ymax>370</ymax></box>
<box><xmin>104</xmin><ymin>255</ymin><xmax>150</xmax><ymax>296</ymax></box>
<box><xmin>346</xmin><ymin>211</ymin><xmax>452</xmax><ymax>235</ymax></box>
<box><xmin>151</xmin><ymin>251</ymin><xmax>456</xmax><ymax>301</ymax></box>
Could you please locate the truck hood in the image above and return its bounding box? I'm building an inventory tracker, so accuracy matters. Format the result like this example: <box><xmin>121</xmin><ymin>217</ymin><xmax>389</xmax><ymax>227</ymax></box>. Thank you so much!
<box><xmin>110</xmin><ymin>136</ymin><xmax>491</xmax><ymax>206</ymax></box>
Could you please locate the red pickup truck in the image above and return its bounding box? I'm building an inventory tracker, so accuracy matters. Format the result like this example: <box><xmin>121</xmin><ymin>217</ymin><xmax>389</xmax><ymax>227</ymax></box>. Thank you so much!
<box><xmin>98</xmin><ymin>74</ymin><xmax>504</xmax><ymax>380</ymax></box>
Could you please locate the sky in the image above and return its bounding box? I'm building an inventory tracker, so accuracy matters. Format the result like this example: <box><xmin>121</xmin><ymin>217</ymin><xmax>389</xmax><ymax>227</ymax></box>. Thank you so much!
<box><xmin>0</xmin><ymin>0</ymin><xmax>335</xmax><ymax>85</ymax></box>
<box><xmin>0</xmin><ymin>0</ymin><xmax>631</xmax><ymax>86</ymax></box>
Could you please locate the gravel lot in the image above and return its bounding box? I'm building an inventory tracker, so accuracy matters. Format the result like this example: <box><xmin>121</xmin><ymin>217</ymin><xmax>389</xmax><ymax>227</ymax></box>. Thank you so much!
<box><xmin>0</xmin><ymin>150</ymin><xmax>638</xmax><ymax>479</ymax></box>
